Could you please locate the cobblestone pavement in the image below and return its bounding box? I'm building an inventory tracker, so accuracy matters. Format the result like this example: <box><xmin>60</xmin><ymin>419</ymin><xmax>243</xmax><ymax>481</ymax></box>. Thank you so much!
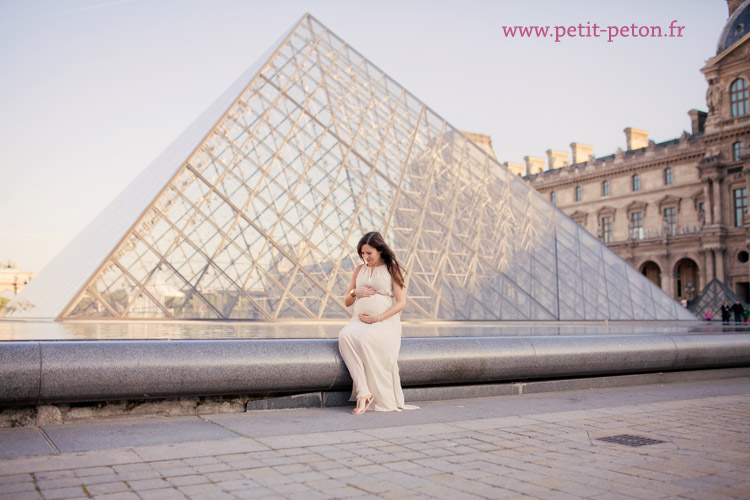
<box><xmin>1</xmin><ymin>378</ymin><xmax>749</xmax><ymax>500</ymax></box>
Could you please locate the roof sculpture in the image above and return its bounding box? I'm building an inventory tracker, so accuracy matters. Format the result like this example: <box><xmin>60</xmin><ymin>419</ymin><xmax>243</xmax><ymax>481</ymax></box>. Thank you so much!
<box><xmin>3</xmin><ymin>14</ymin><xmax>695</xmax><ymax>321</ymax></box>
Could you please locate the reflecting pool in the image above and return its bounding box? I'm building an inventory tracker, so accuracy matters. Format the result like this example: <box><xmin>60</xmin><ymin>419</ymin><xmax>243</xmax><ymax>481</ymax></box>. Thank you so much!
<box><xmin>0</xmin><ymin>319</ymin><xmax>742</xmax><ymax>341</ymax></box>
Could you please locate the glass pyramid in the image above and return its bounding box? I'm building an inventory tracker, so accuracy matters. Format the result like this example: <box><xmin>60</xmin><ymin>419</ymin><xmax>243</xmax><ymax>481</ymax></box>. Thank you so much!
<box><xmin>688</xmin><ymin>278</ymin><xmax>744</xmax><ymax>319</ymax></box>
<box><xmin>3</xmin><ymin>14</ymin><xmax>695</xmax><ymax>321</ymax></box>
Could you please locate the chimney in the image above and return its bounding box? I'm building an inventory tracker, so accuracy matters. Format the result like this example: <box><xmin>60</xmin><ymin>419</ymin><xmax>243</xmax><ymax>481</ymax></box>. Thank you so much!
<box><xmin>524</xmin><ymin>156</ymin><xmax>546</xmax><ymax>175</ymax></box>
<box><xmin>502</xmin><ymin>161</ymin><xmax>526</xmax><ymax>176</ymax></box>
<box><xmin>688</xmin><ymin>109</ymin><xmax>707</xmax><ymax>135</ymax></box>
<box><xmin>728</xmin><ymin>0</ymin><xmax>743</xmax><ymax>16</ymax></box>
<box><xmin>461</xmin><ymin>131</ymin><xmax>498</xmax><ymax>160</ymax></box>
<box><xmin>624</xmin><ymin>127</ymin><xmax>649</xmax><ymax>151</ymax></box>
<box><xmin>546</xmin><ymin>149</ymin><xmax>569</xmax><ymax>170</ymax></box>
<box><xmin>570</xmin><ymin>143</ymin><xmax>594</xmax><ymax>164</ymax></box>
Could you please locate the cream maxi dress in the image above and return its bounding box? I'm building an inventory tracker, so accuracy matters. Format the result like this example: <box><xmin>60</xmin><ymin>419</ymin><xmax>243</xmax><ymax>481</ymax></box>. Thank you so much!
<box><xmin>338</xmin><ymin>264</ymin><xmax>418</xmax><ymax>412</ymax></box>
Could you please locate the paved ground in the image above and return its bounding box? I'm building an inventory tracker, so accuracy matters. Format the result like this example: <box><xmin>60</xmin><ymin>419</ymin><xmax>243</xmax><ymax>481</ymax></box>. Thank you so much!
<box><xmin>1</xmin><ymin>378</ymin><xmax>749</xmax><ymax>500</ymax></box>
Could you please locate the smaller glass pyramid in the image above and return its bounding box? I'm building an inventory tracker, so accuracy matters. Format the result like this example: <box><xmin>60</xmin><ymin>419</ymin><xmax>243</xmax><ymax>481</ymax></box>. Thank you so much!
<box><xmin>688</xmin><ymin>278</ymin><xmax>745</xmax><ymax>319</ymax></box>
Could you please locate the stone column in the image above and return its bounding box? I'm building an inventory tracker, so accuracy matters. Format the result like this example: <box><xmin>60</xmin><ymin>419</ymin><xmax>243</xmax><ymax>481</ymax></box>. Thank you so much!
<box><xmin>716</xmin><ymin>248</ymin><xmax>726</xmax><ymax>284</ymax></box>
<box><xmin>663</xmin><ymin>257</ymin><xmax>674</xmax><ymax>298</ymax></box>
<box><xmin>700</xmin><ymin>249</ymin><xmax>712</xmax><ymax>283</ymax></box>
<box><xmin>712</xmin><ymin>250</ymin><xmax>718</xmax><ymax>281</ymax></box>
<box><xmin>713</xmin><ymin>178</ymin><xmax>723</xmax><ymax>226</ymax></box>
<box><xmin>704</xmin><ymin>180</ymin><xmax>714</xmax><ymax>225</ymax></box>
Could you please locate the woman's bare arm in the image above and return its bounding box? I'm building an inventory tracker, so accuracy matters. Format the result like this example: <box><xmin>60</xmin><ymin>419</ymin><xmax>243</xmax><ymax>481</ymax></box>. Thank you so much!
<box><xmin>344</xmin><ymin>265</ymin><xmax>364</xmax><ymax>308</ymax></box>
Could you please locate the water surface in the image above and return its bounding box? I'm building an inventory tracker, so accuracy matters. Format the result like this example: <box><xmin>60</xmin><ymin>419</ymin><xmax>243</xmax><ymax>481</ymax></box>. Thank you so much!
<box><xmin>0</xmin><ymin>319</ymin><xmax>741</xmax><ymax>341</ymax></box>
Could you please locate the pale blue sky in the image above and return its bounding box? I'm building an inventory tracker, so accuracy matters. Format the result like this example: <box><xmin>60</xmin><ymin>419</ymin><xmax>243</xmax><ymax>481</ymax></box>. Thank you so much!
<box><xmin>0</xmin><ymin>0</ymin><xmax>729</xmax><ymax>272</ymax></box>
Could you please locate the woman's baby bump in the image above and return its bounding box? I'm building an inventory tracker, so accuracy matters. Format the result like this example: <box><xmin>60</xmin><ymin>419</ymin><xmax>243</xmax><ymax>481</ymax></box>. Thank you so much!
<box><xmin>353</xmin><ymin>293</ymin><xmax>391</xmax><ymax>316</ymax></box>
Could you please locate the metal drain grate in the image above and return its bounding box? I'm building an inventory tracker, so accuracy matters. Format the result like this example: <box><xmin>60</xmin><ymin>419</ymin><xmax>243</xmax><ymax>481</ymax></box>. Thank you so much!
<box><xmin>596</xmin><ymin>434</ymin><xmax>666</xmax><ymax>447</ymax></box>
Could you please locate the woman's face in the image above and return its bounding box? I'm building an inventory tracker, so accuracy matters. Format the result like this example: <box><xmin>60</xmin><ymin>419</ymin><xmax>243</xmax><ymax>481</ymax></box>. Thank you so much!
<box><xmin>360</xmin><ymin>244</ymin><xmax>381</xmax><ymax>266</ymax></box>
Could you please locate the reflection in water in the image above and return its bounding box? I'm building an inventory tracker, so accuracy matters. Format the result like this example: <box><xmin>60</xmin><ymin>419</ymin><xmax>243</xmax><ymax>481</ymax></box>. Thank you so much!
<box><xmin>0</xmin><ymin>319</ymin><xmax>741</xmax><ymax>341</ymax></box>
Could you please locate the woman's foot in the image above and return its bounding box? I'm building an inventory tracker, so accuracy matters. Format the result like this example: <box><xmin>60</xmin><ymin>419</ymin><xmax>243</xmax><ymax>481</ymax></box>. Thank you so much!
<box><xmin>352</xmin><ymin>395</ymin><xmax>373</xmax><ymax>415</ymax></box>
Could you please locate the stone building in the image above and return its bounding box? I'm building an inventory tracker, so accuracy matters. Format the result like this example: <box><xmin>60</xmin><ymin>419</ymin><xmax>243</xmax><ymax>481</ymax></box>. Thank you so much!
<box><xmin>524</xmin><ymin>0</ymin><xmax>750</xmax><ymax>303</ymax></box>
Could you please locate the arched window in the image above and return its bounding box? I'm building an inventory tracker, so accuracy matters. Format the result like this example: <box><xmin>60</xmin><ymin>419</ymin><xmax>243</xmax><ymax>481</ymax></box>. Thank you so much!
<box><xmin>550</xmin><ymin>191</ymin><xmax>557</xmax><ymax>205</ymax></box>
<box><xmin>731</xmin><ymin>78</ymin><xmax>749</xmax><ymax>117</ymax></box>
<box><xmin>664</xmin><ymin>167</ymin><xmax>673</xmax><ymax>186</ymax></box>
<box><xmin>632</xmin><ymin>174</ymin><xmax>640</xmax><ymax>191</ymax></box>
<box><xmin>641</xmin><ymin>261</ymin><xmax>661</xmax><ymax>288</ymax></box>
<box><xmin>575</xmin><ymin>186</ymin><xmax>582</xmax><ymax>202</ymax></box>
<box><xmin>602</xmin><ymin>180</ymin><xmax>610</xmax><ymax>197</ymax></box>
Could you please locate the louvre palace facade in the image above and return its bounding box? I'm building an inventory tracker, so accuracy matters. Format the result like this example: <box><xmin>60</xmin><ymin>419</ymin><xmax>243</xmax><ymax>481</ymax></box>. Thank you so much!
<box><xmin>525</xmin><ymin>0</ymin><xmax>750</xmax><ymax>305</ymax></box>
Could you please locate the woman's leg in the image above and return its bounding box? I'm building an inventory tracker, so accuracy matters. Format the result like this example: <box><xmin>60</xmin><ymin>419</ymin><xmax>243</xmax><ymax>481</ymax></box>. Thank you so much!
<box><xmin>338</xmin><ymin>325</ymin><xmax>371</xmax><ymax>399</ymax></box>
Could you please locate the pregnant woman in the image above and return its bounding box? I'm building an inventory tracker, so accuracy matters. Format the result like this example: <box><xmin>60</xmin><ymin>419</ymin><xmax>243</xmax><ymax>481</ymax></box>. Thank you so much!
<box><xmin>339</xmin><ymin>231</ymin><xmax>419</xmax><ymax>414</ymax></box>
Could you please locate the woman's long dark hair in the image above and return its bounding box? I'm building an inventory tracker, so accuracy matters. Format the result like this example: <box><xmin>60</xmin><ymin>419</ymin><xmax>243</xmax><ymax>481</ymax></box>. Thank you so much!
<box><xmin>357</xmin><ymin>231</ymin><xmax>406</xmax><ymax>288</ymax></box>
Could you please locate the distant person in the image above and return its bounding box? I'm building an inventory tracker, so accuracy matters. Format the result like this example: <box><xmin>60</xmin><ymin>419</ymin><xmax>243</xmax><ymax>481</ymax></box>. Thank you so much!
<box><xmin>732</xmin><ymin>300</ymin><xmax>744</xmax><ymax>323</ymax></box>
<box><xmin>704</xmin><ymin>309</ymin><xmax>713</xmax><ymax>321</ymax></box>
<box><xmin>743</xmin><ymin>307</ymin><xmax>750</xmax><ymax>324</ymax></box>
<box><xmin>721</xmin><ymin>302</ymin><xmax>731</xmax><ymax>323</ymax></box>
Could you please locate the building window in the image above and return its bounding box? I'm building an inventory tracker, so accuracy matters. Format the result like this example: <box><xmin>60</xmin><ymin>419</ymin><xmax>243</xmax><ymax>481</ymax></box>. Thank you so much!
<box><xmin>733</xmin><ymin>141</ymin><xmax>744</xmax><ymax>161</ymax></box>
<box><xmin>575</xmin><ymin>186</ymin><xmax>582</xmax><ymax>202</ymax></box>
<box><xmin>601</xmin><ymin>216</ymin><xmax>612</xmax><ymax>243</ymax></box>
<box><xmin>572</xmin><ymin>213</ymin><xmax>587</xmax><ymax>227</ymax></box>
<box><xmin>734</xmin><ymin>187</ymin><xmax>747</xmax><ymax>227</ymax></box>
<box><xmin>631</xmin><ymin>211</ymin><xmax>643</xmax><ymax>240</ymax></box>
<box><xmin>731</xmin><ymin>78</ymin><xmax>749</xmax><ymax>117</ymax></box>
<box><xmin>664</xmin><ymin>207</ymin><xmax>677</xmax><ymax>236</ymax></box>
<box><xmin>632</xmin><ymin>174</ymin><xmax>640</xmax><ymax>191</ymax></box>
<box><xmin>550</xmin><ymin>191</ymin><xmax>556</xmax><ymax>205</ymax></box>
<box><xmin>602</xmin><ymin>180</ymin><xmax>610</xmax><ymax>197</ymax></box>
<box><xmin>664</xmin><ymin>167</ymin><xmax>673</xmax><ymax>185</ymax></box>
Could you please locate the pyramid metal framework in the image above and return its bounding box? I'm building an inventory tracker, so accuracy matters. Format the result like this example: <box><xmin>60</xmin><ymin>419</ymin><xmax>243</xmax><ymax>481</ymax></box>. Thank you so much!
<box><xmin>4</xmin><ymin>14</ymin><xmax>695</xmax><ymax>321</ymax></box>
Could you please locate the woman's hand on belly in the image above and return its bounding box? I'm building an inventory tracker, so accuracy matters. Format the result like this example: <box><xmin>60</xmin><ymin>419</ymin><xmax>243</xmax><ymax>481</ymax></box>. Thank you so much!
<box><xmin>358</xmin><ymin>312</ymin><xmax>381</xmax><ymax>324</ymax></box>
<box><xmin>355</xmin><ymin>285</ymin><xmax>376</xmax><ymax>298</ymax></box>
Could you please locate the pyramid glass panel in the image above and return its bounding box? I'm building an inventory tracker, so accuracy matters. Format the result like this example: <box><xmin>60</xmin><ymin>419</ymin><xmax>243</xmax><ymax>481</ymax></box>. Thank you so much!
<box><xmin>554</xmin><ymin>214</ymin><xmax>587</xmax><ymax>320</ymax></box>
<box><xmin>67</xmin><ymin>290</ymin><xmax>114</xmax><ymax>319</ymax></box>
<box><xmin>3</xmin><ymin>14</ymin><xmax>694</xmax><ymax>321</ymax></box>
<box><xmin>626</xmin><ymin>264</ymin><xmax>658</xmax><ymax>320</ymax></box>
